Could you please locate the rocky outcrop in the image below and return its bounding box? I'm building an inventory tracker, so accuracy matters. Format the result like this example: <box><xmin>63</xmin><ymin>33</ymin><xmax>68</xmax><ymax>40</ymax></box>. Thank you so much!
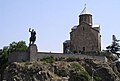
<box><xmin>3</xmin><ymin>58</ymin><xmax>120</xmax><ymax>81</ymax></box>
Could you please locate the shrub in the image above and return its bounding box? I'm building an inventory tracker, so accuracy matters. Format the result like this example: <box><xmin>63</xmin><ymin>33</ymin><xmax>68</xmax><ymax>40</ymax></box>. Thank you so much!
<box><xmin>54</xmin><ymin>68</ymin><xmax>68</xmax><ymax>77</ymax></box>
<box><xmin>94</xmin><ymin>76</ymin><xmax>102</xmax><ymax>81</ymax></box>
<box><xmin>70</xmin><ymin>62</ymin><xmax>84</xmax><ymax>71</ymax></box>
<box><xmin>69</xmin><ymin>70</ymin><xmax>90</xmax><ymax>81</ymax></box>
<box><xmin>40</xmin><ymin>56</ymin><xmax>55</xmax><ymax>63</ymax></box>
<box><xmin>69</xmin><ymin>62</ymin><xmax>91</xmax><ymax>81</ymax></box>
<box><xmin>66</xmin><ymin>57</ymin><xmax>76</xmax><ymax>62</ymax></box>
<box><xmin>66</xmin><ymin>57</ymin><xmax>81</xmax><ymax>62</ymax></box>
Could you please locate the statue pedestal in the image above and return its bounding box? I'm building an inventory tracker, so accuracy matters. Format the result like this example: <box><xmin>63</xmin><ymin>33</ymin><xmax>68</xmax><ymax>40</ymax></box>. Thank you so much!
<box><xmin>29</xmin><ymin>44</ymin><xmax>38</xmax><ymax>61</ymax></box>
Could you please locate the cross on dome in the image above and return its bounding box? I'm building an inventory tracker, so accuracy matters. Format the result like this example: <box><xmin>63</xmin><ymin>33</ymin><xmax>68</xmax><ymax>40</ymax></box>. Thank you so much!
<box><xmin>80</xmin><ymin>4</ymin><xmax>91</xmax><ymax>15</ymax></box>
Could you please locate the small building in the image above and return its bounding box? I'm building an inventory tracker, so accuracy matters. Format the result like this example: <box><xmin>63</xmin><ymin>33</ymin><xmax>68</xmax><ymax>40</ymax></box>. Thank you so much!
<box><xmin>63</xmin><ymin>40</ymin><xmax>71</xmax><ymax>53</ymax></box>
<box><xmin>63</xmin><ymin>5</ymin><xmax>101</xmax><ymax>53</ymax></box>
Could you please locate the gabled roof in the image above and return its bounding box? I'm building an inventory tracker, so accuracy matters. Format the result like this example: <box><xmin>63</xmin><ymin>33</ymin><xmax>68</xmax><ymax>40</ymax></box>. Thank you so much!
<box><xmin>80</xmin><ymin>4</ymin><xmax>91</xmax><ymax>15</ymax></box>
<box><xmin>71</xmin><ymin>26</ymin><xmax>77</xmax><ymax>30</ymax></box>
<box><xmin>92</xmin><ymin>24</ymin><xmax>100</xmax><ymax>32</ymax></box>
<box><xmin>63</xmin><ymin>40</ymin><xmax>70</xmax><ymax>44</ymax></box>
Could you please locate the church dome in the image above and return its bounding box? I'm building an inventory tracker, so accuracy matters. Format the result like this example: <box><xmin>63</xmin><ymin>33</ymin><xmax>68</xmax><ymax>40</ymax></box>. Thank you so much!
<box><xmin>79</xmin><ymin>4</ymin><xmax>92</xmax><ymax>25</ymax></box>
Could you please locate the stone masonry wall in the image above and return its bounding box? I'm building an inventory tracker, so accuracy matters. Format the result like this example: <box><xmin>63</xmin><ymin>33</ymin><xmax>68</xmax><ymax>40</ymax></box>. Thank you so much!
<box><xmin>70</xmin><ymin>23</ymin><xmax>100</xmax><ymax>53</ymax></box>
<box><xmin>8</xmin><ymin>44</ymin><xmax>107</xmax><ymax>63</ymax></box>
<box><xmin>36</xmin><ymin>52</ymin><xmax>107</xmax><ymax>63</ymax></box>
<box><xmin>8</xmin><ymin>51</ymin><xmax>29</xmax><ymax>63</ymax></box>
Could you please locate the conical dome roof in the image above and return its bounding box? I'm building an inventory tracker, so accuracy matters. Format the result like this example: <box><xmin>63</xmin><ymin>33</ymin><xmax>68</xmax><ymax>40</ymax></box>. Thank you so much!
<box><xmin>80</xmin><ymin>4</ymin><xmax>91</xmax><ymax>15</ymax></box>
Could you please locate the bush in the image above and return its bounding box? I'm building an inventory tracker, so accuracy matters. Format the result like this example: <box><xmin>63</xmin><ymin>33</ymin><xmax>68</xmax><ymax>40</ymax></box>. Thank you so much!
<box><xmin>69</xmin><ymin>62</ymin><xmax>91</xmax><ymax>81</ymax></box>
<box><xmin>57</xmin><ymin>57</ymin><xmax>66</xmax><ymax>61</ymax></box>
<box><xmin>54</xmin><ymin>68</ymin><xmax>68</xmax><ymax>77</ymax></box>
<box><xmin>94</xmin><ymin>76</ymin><xmax>102</xmax><ymax>81</ymax></box>
<box><xmin>70</xmin><ymin>62</ymin><xmax>84</xmax><ymax>71</ymax></box>
<box><xmin>40</xmin><ymin>56</ymin><xmax>55</xmax><ymax>63</ymax></box>
<box><xmin>66</xmin><ymin>57</ymin><xmax>81</xmax><ymax>62</ymax></box>
<box><xmin>69</xmin><ymin>70</ymin><xmax>90</xmax><ymax>81</ymax></box>
<box><xmin>66</xmin><ymin>57</ymin><xmax>76</xmax><ymax>62</ymax></box>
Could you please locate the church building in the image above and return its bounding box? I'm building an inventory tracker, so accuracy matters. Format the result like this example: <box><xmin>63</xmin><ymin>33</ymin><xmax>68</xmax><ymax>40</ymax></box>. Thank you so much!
<box><xmin>63</xmin><ymin>5</ymin><xmax>101</xmax><ymax>53</ymax></box>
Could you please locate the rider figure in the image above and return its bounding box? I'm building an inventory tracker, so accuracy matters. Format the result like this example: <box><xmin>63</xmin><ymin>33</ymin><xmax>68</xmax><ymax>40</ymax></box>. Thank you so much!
<box><xmin>29</xmin><ymin>28</ymin><xmax>36</xmax><ymax>45</ymax></box>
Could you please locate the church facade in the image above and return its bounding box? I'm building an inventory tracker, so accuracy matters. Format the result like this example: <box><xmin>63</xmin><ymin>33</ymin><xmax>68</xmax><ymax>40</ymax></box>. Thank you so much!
<box><xmin>63</xmin><ymin>6</ymin><xmax>101</xmax><ymax>53</ymax></box>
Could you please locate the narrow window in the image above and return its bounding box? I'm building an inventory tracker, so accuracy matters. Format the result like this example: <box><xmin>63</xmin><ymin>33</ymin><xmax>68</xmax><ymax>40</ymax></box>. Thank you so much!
<box><xmin>83</xmin><ymin>47</ymin><xmax>85</xmax><ymax>51</ymax></box>
<box><xmin>83</xmin><ymin>27</ymin><xmax>85</xmax><ymax>31</ymax></box>
<box><xmin>92</xmin><ymin>46</ymin><xmax>94</xmax><ymax>50</ymax></box>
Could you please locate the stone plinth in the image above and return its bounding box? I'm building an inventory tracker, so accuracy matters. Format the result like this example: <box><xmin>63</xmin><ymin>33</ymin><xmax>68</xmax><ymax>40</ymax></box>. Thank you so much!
<box><xmin>29</xmin><ymin>44</ymin><xmax>38</xmax><ymax>61</ymax></box>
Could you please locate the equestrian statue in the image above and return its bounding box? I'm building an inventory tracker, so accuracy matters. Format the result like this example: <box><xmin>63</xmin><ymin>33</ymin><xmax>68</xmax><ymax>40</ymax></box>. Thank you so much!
<box><xmin>29</xmin><ymin>28</ymin><xmax>36</xmax><ymax>45</ymax></box>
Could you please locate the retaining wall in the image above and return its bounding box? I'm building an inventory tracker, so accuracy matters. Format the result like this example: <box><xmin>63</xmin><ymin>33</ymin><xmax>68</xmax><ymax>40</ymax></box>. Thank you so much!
<box><xmin>8</xmin><ymin>45</ymin><xmax>108</xmax><ymax>63</ymax></box>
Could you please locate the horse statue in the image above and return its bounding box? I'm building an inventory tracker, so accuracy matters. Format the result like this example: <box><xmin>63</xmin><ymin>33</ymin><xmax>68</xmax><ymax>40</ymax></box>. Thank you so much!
<box><xmin>29</xmin><ymin>28</ymin><xmax>36</xmax><ymax>45</ymax></box>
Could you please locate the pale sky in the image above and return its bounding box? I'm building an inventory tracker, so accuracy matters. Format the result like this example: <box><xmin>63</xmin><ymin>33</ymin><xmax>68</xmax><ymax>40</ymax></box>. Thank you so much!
<box><xmin>0</xmin><ymin>0</ymin><xmax>120</xmax><ymax>53</ymax></box>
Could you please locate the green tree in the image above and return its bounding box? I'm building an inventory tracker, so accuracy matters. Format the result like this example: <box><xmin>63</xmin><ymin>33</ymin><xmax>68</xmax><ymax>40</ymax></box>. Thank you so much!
<box><xmin>106</xmin><ymin>35</ymin><xmax>120</xmax><ymax>58</ymax></box>
<box><xmin>9</xmin><ymin>41</ymin><xmax>28</xmax><ymax>53</ymax></box>
<box><xmin>0</xmin><ymin>40</ymin><xmax>28</xmax><ymax>81</ymax></box>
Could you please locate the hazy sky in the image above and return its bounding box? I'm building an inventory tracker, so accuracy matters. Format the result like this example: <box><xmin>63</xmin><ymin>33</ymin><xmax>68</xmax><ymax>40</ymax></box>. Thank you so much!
<box><xmin>0</xmin><ymin>0</ymin><xmax>120</xmax><ymax>52</ymax></box>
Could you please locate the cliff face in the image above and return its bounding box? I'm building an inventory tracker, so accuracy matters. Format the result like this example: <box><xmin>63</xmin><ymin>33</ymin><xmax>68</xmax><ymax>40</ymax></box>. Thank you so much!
<box><xmin>3</xmin><ymin>58</ymin><xmax>120</xmax><ymax>81</ymax></box>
